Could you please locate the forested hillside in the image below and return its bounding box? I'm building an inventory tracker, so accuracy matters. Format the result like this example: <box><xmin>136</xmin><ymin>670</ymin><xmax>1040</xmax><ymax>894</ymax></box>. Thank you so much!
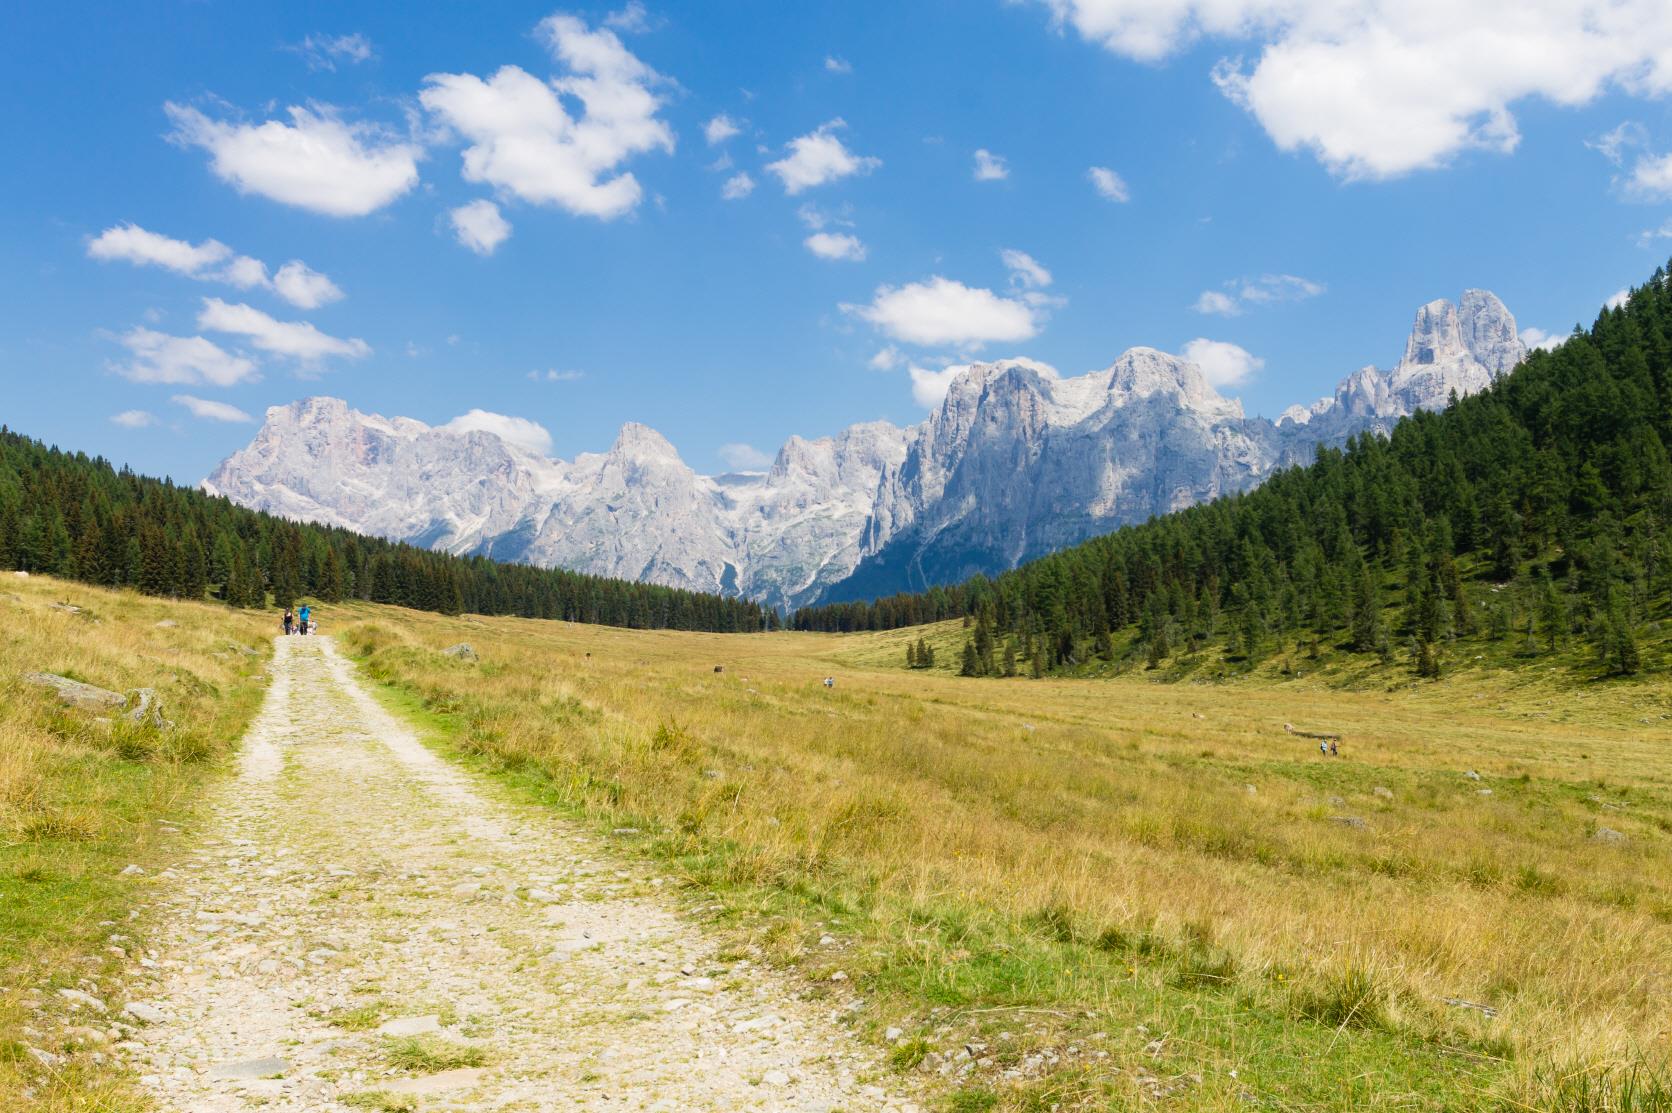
<box><xmin>796</xmin><ymin>267</ymin><xmax>1672</xmax><ymax>679</ymax></box>
<box><xmin>0</xmin><ymin>431</ymin><xmax>774</xmax><ymax>632</ymax></box>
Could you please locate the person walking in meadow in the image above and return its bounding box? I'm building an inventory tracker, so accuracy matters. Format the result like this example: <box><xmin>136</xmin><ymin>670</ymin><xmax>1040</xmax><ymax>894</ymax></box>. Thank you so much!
<box><xmin>282</xmin><ymin>607</ymin><xmax>295</xmax><ymax>636</ymax></box>
<box><xmin>298</xmin><ymin>603</ymin><xmax>311</xmax><ymax>635</ymax></box>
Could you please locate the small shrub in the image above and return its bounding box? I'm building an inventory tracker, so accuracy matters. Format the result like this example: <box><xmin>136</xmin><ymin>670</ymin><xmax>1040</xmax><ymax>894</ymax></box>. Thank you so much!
<box><xmin>1297</xmin><ymin>964</ymin><xmax>1387</xmax><ymax>1030</ymax></box>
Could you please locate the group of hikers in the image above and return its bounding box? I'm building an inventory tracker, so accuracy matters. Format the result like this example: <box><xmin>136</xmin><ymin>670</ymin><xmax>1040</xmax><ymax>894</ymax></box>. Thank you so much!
<box><xmin>282</xmin><ymin>604</ymin><xmax>314</xmax><ymax>636</ymax></box>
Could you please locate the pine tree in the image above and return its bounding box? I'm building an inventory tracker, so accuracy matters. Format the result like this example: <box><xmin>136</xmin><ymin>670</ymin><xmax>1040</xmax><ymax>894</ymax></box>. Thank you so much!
<box><xmin>960</xmin><ymin>639</ymin><xmax>981</xmax><ymax>677</ymax></box>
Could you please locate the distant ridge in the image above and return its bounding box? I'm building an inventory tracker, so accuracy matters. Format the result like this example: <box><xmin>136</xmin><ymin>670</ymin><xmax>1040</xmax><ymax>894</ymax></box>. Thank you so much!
<box><xmin>208</xmin><ymin>291</ymin><xmax>1526</xmax><ymax>609</ymax></box>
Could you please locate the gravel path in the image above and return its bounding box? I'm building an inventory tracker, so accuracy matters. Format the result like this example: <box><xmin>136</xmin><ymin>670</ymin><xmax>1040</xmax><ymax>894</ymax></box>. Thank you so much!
<box><xmin>122</xmin><ymin>636</ymin><xmax>922</xmax><ymax>1112</ymax></box>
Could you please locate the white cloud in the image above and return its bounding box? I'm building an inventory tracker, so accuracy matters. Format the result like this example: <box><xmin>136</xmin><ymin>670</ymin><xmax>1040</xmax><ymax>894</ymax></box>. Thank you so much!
<box><xmin>846</xmin><ymin>277</ymin><xmax>1040</xmax><ymax>347</ymax></box>
<box><xmin>909</xmin><ymin>364</ymin><xmax>967</xmax><ymax>408</ymax></box>
<box><xmin>1637</xmin><ymin>219</ymin><xmax>1672</xmax><ymax>246</ymax></box>
<box><xmin>271</xmin><ymin>260</ymin><xmax>344</xmax><ymax>308</ymax></box>
<box><xmin>1088</xmin><ymin>165</ymin><xmax>1129</xmax><ymax>202</ymax></box>
<box><xmin>825</xmin><ymin>55</ymin><xmax>853</xmax><ymax>74</ymax></box>
<box><xmin>110</xmin><ymin>410</ymin><xmax>158</xmax><ymax>428</ymax></box>
<box><xmin>718</xmin><ymin>442</ymin><xmax>772</xmax><ymax>470</ymax></box>
<box><xmin>420</xmin><ymin>14</ymin><xmax>673</xmax><ymax>221</ymax></box>
<box><xmin>869</xmin><ymin>345</ymin><xmax>903</xmax><ymax>371</ymax></box>
<box><xmin>1040</xmin><ymin>0</ymin><xmax>1672</xmax><ymax>181</ymax></box>
<box><xmin>166</xmin><ymin>103</ymin><xmax>421</xmax><ymax>217</ymax></box>
<box><xmin>721</xmin><ymin>171</ymin><xmax>755</xmax><ymax>200</ymax></box>
<box><xmin>440</xmin><ymin>409</ymin><xmax>554</xmax><ymax>455</ymax></box>
<box><xmin>110</xmin><ymin>327</ymin><xmax>258</xmax><ymax>386</ymax></box>
<box><xmin>290</xmin><ymin>32</ymin><xmax>373</xmax><ymax>71</ymax></box>
<box><xmin>1000</xmin><ymin>248</ymin><xmax>1052</xmax><ymax>289</ymax></box>
<box><xmin>1607</xmin><ymin>288</ymin><xmax>1631</xmax><ymax>310</ymax></box>
<box><xmin>1520</xmin><ymin>326</ymin><xmax>1567</xmax><ymax>351</ymax></box>
<box><xmin>1193</xmin><ymin>290</ymin><xmax>1241</xmax><ymax>316</ymax></box>
<box><xmin>766</xmin><ymin>120</ymin><xmax>880</xmax><ymax>194</ymax></box>
<box><xmin>604</xmin><ymin>1</ymin><xmax>657</xmax><ymax>33</ymax></box>
<box><xmin>197</xmin><ymin>298</ymin><xmax>370</xmax><ymax>364</ymax></box>
<box><xmin>1626</xmin><ymin>152</ymin><xmax>1672</xmax><ymax>200</ymax></box>
<box><xmin>173</xmin><ymin>394</ymin><xmax>254</xmax><ymax>423</ymax></box>
<box><xmin>705</xmin><ymin>114</ymin><xmax>742</xmax><ymax>145</ymax></box>
<box><xmin>527</xmin><ymin>368</ymin><xmax>584</xmax><ymax>381</ymax></box>
<box><xmin>87</xmin><ymin>224</ymin><xmax>231</xmax><ymax>275</ymax></box>
<box><xmin>1193</xmin><ymin>273</ymin><xmax>1323</xmax><ymax>315</ymax></box>
<box><xmin>805</xmin><ymin>231</ymin><xmax>867</xmax><ymax>261</ymax></box>
<box><xmin>449</xmin><ymin>199</ymin><xmax>513</xmax><ymax>255</ymax></box>
<box><xmin>1589</xmin><ymin>120</ymin><xmax>1646</xmax><ymax>165</ymax></box>
<box><xmin>1180</xmin><ymin>337</ymin><xmax>1263</xmax><ymax>387</ymax></box>
<box><xmin>86</xmin><ymin>222</ymin><xmax>342</xmax><ymax>308</ymax></box>
<box><xmin>973</xmin><ymin>148</ymin><xmax>1009</xmax><ymax>181</ymax></box>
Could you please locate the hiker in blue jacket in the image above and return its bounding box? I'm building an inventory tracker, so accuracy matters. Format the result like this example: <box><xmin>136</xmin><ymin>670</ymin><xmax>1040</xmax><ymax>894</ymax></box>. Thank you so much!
<box><xmin>298</xmin><ymin>603</ymin><xmax>312</xmax><ymax>635</ymax></box>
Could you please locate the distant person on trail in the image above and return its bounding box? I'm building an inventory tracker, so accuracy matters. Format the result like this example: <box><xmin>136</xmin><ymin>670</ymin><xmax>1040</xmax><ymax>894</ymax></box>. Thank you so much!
<box><xmin>282</xmin><ymin>607</ymin><xmax>295</xmax><ymax>636</ymax></box>
<box><xmin>1329</xmin><ymin>740</ymin><xmax>1339</xmax><ymax>757</ymax></box>
<box><xmin>1319</xmin><ymin>741</ymin><xmax>1328</xmax><ymax>756</ymax></box>
<box><xmin>299</xmin><ymin>604</ymin><xmax>311</xmax><ymax>635</ymax></box>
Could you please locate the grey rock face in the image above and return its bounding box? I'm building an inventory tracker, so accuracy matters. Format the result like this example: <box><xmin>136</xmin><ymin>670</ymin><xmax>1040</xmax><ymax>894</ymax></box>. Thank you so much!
<box><xmin>208</xmin><ymin>290</ymin><xmax>1525</xmax><ymax>608</ymax></box>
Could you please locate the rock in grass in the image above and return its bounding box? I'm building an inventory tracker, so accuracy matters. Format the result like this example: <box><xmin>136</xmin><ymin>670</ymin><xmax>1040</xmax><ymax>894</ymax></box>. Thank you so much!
<box><xmin>1592</xmin><ymin>827</ymin><xmax>1628</xmax><ymax>844</ymax></box>
<box><xmin>1328</xmin><ymin>815</ymin><xmax>1368</xmax><ymax>830</ymax></box>
<box><xmin>1373</xmin><ymin>786</ymin><xmax>1394</xmax><ymax>800</ymax></box>
<box><xmin>441</xmin><ymin>643</ymin><xmax>478</xmax><ymax>661</ymax></box>
<box><xmin>25</xmin><ymin>672</ymin><xmax>125</xmax><ymax>712</ymax></box>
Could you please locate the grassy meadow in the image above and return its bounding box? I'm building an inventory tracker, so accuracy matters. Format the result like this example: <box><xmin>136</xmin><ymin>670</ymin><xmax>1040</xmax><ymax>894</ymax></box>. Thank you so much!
<box><xmin>2</xmin><ymin>570</ymin><xmax>1669</xmax><ymax>1111</ymax></box>
<box><xmin>0</xmin><ymin>573</ymin><xmax>272</xmax><ymax>1111</ymax></box>
<box><xmin>338</xmin><ymin>604</ymin><xmax>1672</xmax><ymax>1112</ymax></box>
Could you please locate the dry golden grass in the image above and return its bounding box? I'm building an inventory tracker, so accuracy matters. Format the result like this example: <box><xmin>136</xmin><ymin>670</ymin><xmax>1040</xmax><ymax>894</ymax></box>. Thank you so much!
<box><xmin>0</xmin><ymin>573</ymin><xmax>272</xmax><ymax>1111</ymax></box>
<box><xmin>339</xmin><ymin>606</ymin><xmax>1672</xmax><ymax>1110</ymax></box>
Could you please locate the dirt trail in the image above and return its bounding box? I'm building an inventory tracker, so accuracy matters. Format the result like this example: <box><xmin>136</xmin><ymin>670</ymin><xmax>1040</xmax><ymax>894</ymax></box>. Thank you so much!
<box><xmin>122</xmin><ymin>636</ymin><xmax>921</xmax><ymax>1112</ymax></box>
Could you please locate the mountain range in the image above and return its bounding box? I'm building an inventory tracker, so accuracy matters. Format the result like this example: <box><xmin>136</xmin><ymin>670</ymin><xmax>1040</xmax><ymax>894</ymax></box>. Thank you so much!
<box><xmin>205</xmin><ymin>290</ymin><xmax>1527</xmax><ymax>609</ymax></box>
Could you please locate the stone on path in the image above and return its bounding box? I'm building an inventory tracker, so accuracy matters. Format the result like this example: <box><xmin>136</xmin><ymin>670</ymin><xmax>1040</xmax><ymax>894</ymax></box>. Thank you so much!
<box><xmin>376</xmin><ymin>1015</ymin><xmax>443</xmax><ymax>1037</ymax></box>
<box><xmin>208</xmin><ymin>1056</ymin><xmax>289</xmax><ymax>1080</ymax></box>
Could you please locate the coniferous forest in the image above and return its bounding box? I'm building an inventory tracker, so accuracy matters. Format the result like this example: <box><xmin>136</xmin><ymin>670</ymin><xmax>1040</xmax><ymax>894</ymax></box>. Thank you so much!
<box><xmin>794</xmin><ymin>266</ymin><xmax>1672</xmax><ymax>679</ymax></box>
<box><xmin>0</xmin><ymin>429</ymin><xmax>775</xmax><ymax>633</ymax></box>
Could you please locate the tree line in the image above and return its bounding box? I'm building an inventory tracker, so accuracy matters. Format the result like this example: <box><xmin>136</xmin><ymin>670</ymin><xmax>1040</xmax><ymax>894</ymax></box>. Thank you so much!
<box><xmin>0</xmin><ymin>430</ymin><xmax>777</xmax><ymax>633</ymax></box>
<box><xmin>794</xmin><ymin>263</ymin><xmax>1672</xmax><ymax>679</ymax></box>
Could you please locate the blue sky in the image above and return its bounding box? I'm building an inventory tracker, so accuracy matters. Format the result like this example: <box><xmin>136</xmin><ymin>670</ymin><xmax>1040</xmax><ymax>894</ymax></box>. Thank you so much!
<box><xmin>4</xmin><ymin>0</ymin><xmax>1672</xmax><ymax>482</ymax></box>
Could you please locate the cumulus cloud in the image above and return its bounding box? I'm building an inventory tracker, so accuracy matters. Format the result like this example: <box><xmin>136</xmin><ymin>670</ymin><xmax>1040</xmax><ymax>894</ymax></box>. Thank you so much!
<box><xmin>1087</xmin><ymin>165</ymin><xmax>1129</xmax><ymax>202</ymax></box>
<box><xmin>173</xmin><ymin>394</ymin><xmax>254</xmax><ymax>423</ymax></box>
<box><xmin>1626</xmin><ymin>152</ymin><xmax>1672</xmax><ymax>200</ymax></box>
<box><xmin>869</xmin><ymin>345</ymin><xmax>903</xmax><ymax>371</ymax></box>
<box><xmin>1520</xmin><ymin>326</ymin><xmax>1567</xmax><ymax>352</ymax></box>
<box><xmin>1607</xmin><ymin>288</ymin><xmax>1631</xmax><ymax>310</ymax></box>
<box><xmin>718</xmin><ymin>442</ymin><xmax>772</xmax><ymax>470</ymax></box>
<box><xmin>766</xmin><ymin>120</ymin><xmax>880</xmax><ymax>194</ymax></box>
<box><xmin>705</xmin><ymin>114</ymin><xmax>742</xmax><ymax>145</ymax></box>
<box><xmin>973</xmin><ymin>148</ymin><xmax>1009</xmax><ymax>181</ymax></box>
<box><xmin>1040</xmin><ymin>0</ymin><xmax>1672</xmax><ymax>181</ymax></box>
<box><xmin>110</xmin><ymin>410</ymin><xmax>158</xmax><ymax>428</ymax></box>
<box><xmin>270</xmin><ymin>261</ymin><xmax>344</xmax><ymax>308</ymax></box>
<box><xmin>449</xmin><ymin>199</ymin><xmax>513</xmax><ymax>255</ymax></box>
<box><xmin>805</xmin><ymin>231</ymin><xmax>867</xmax><ymax>261</ymax></box>
<box><xmin>197</xmin><ymin>298</ymin><xmax>370</xmax><ymax>364</ymax></box>
<box><xmin>289</xmin><ymin>32</ymin><xmax>373</xmax><ymax>71</ymax></box>
<box><xmin>110</xmin><ymin>327</ymin><xmax>259</xmax><ymax>386</ymax></box>
<box><xmin>420</xmin><ymin>14</ymin><xmax>673</xmax><ymax>220</ymax></box>
<box><xmin>1588</xmin><ymin>120</ymin><xmax>1647</xmax><ymax>165</ymax></box>
<box><xmin>1194</xmin><ymin>273</ymin><xmax>1323</xmax><ymax>315</ymax></box>
<box><xmin>440</xmin><ymin>409</ymin><xmax>554</xmax><ymax>455</ymax></box>
<box><xmin>825</xmin><ymin>55</ymin><xmax>853</xmax><ymax>74</ymax></box>
<box><xmin>1180</xmin><ymin>337</ymin><xmax>1263</xmax><ymax>387</ymax></box>
<box><xmin>87</xmin><ymin>223</ymin><xmax>342</xmax><ymax>308</ymax></box>
<box><xmin>846</xmin><ymin>277</ymin><xmax>1041</xmax><ymax>347</ymax></box>
<box><xmin>721</xmin><ymin>171</ymin><xmax>755</xmax><ymax>200</ymax></box>
<box><xmin>166</xmin><ymin>103</ymin><xmax>421</xmax><ymax>217</ymax></box>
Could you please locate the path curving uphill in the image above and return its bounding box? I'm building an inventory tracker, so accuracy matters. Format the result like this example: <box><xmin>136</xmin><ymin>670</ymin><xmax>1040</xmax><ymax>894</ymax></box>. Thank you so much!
<box><xmin>123</xmin><ymin>636</ymin><xmax>921</xmax><ymax>1112</ymax></box>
